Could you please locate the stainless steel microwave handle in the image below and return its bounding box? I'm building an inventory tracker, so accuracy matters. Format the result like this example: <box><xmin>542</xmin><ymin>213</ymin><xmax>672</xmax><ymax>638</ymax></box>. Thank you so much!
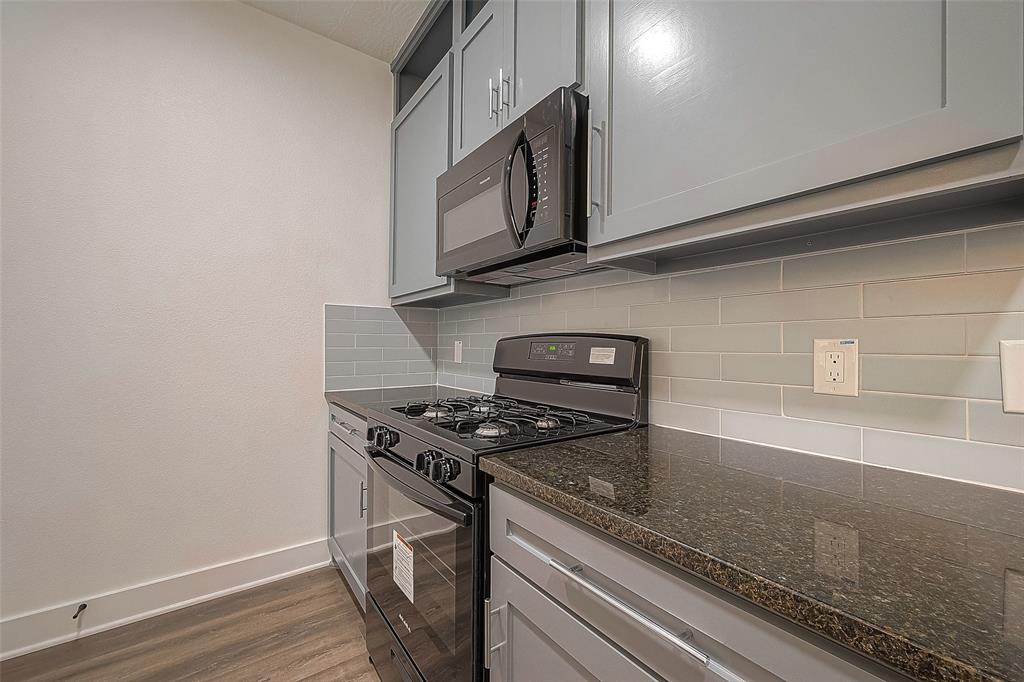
<box><xmin>549</xmin><ymin>559</ymin><xmax>739</xmax><ymax>675</ymax></box>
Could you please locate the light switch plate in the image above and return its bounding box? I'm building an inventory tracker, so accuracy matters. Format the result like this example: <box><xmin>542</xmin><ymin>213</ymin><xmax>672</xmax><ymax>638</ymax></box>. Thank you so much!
<box><xmin>813</xmin><ymin>339</ymin><xmax>859</xmax><ymax>397</ymax></box>
<box><xmin>454</xmin><ymin>339</ymin><xmax>463</xmax><ymax>364</ymax></box>
<box><xmin>1000</xmin><ymin>340</ymin><xmax>1024</xmax><ymax>414</ymax></box>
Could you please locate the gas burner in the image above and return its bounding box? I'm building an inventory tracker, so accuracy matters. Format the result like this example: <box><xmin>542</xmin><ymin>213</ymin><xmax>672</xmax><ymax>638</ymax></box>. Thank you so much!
<box><xmin>470</xmin><ymin>402</ymin><xmax>499</xmax><ymax>415</ymax></box>
<box><xmin>474</xmin><ymin>422</ymin><xmax>510</xmax><ymax>439</ymax></box>
<box><xmin>534</xmin><ymin>416</ymin><xmax>561</xmax><ymax>430</ymax></box>
<box><xmin>422</xmin><ymin>406</ymin><xmax>450</xmax><ymax>419</ymax></box>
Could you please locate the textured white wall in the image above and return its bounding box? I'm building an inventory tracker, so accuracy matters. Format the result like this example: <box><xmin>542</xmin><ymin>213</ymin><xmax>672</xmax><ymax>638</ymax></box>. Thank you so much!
<box><xmin>1</xmin><ymin>0</ymin><xmax>391</xmax><ymax>618</ymax></box>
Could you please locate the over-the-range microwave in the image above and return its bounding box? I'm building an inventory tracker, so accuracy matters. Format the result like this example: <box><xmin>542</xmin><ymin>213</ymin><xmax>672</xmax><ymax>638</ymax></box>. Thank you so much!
<box><xmin>436</xmin><ymin>87</ymin><xmax>591</xmax><ymax>285</ymax></box>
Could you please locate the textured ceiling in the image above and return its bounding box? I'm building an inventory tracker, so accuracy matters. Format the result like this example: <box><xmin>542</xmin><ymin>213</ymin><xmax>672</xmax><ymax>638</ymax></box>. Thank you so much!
<box><xmin>242</xmin><ymin>0</ymin><xmax>430</xmax><ymax>62</ymax></box>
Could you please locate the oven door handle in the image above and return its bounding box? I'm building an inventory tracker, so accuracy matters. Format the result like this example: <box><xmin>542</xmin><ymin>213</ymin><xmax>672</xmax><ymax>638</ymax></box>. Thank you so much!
<box><xmin>365</xmin><ymin>447</ymin><xmax>472</xmax><ymax>527</ymax></box>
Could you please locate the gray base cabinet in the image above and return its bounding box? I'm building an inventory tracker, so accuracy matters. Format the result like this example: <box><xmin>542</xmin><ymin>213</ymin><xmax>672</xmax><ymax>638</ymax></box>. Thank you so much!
<box><xmin>489</xmin><ymin>485</ymin><xmax>895</xmax><ymax>682</ymax></box>
<box><xmin>328</xmin><ymin>406</ymin><xmax>368</xmax><ymax>610</ymax></box>
<box><xmin>587</xmin><ymin>0</ymin><xmax>1024</xmax><ymax>248</ymax></box>
<box><xmin>487</xmin><ymin>556</ymin><xmax>659</xmax><ymax>682</ymax></box>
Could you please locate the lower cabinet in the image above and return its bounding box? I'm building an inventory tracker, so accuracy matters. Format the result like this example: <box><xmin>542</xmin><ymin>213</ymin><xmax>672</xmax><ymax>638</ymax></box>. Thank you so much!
<box><xmin>487</xmin><ymin>556</ymin><xmax>659</xmax><ymax>682</ymax></box>
<box><xmin>489</xmin><ymin>485</ymin><xmax>893</xmax><ymax>682</ymax></box>
<box><xmin>329</xmin><ymin>430</ymin><xmax>367</xmax><ymax>610</ymax></box>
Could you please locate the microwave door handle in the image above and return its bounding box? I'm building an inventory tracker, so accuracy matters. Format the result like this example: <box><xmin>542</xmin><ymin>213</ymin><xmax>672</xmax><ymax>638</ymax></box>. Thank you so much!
<box><xmin>501</xmin><ymin>130</ymin><xmax>530</xmax><ymax>249</ymax></box>
<box><xmin>365</xmin><ymin>447</ymin><xmax>472</xmax><ymax>527</ymax></box>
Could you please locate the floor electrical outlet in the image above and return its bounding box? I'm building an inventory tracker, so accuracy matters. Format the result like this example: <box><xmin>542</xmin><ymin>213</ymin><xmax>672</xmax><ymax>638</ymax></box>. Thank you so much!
<box><xmin>813</xmin><ymin>339</ymin><xmax>859</xmax><ymax>397</ymax></box>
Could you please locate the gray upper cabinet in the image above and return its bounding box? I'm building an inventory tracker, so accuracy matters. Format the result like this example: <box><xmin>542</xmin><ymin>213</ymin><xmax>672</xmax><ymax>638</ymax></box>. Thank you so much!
<box><xmin>587</xmin><ymin>0</ymin><xmax>1024</xmax><ymax>247</ymax></box>
<box><xmin>454</xmin><ymin>0</ymin><xmax>582</xmax><ymax>163</ymax></box>
<box><xmin>452</xmin><ymin>3</ymin><xmax>505</xmax><ymax>164</ymax></box>
<box><xmin>390</xmin><ymin>53</ymin><xmax>452</xmax><ymax>298</ymax></box>
<box><xmin>503</xmin><ymin>0</ymin><xmax>581</xmax><ymax>120</ymax></box>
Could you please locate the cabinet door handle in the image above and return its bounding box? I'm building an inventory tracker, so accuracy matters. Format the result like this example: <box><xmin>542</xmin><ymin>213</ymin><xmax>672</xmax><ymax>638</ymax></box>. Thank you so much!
<box><xmin>358</xmin><ymin>482</ymin><xmax>367</xmax><ymax>518</ymax></box>
<box><xmin>488</xmin><ymin>77</ymin><xmax>498</xmax><ymax>120</ymax></box>
<box><xmin>482</xmin><ymin>598</ymin><xmax>507</xmax><ymax>670</ymax></box>
<box><xmin>500</xmin><ymin>67</ymin><xmax>511</xmax><ymax>116</ymax></box>
<box><xmin>549</xmin><ymin>559</ymin><xmax>729</xmax><ymax>673</ymax></box>
<box><xmin>588</xmin><ymin>118</ymin><xmax>604</xmax><ymax>219</ymax></box>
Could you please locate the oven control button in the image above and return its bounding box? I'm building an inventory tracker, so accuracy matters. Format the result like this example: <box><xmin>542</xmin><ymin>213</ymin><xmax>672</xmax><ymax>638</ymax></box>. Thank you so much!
<box><xmin>429</xmin><ymin>457</ymin><xmax>461</xmax><ymax>483</ymax></box>
<box><xmin>415</xmin><ymin>450</ymin><xmax>441</xmax><ymax>473</ymax></box>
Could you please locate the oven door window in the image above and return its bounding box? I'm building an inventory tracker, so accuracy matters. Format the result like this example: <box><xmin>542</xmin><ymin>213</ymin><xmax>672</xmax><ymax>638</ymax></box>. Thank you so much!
<box><xmin>366</xmin><ymin>452</ymin><xmax>477</xmax><ymax>682</ymax></box>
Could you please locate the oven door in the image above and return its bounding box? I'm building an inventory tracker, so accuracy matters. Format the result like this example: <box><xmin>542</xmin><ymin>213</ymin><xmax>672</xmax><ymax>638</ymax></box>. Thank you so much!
<box><xmin>365</xmin><ymin>447</ymin><xmax>480</xmax><ymax>682</ymax></box>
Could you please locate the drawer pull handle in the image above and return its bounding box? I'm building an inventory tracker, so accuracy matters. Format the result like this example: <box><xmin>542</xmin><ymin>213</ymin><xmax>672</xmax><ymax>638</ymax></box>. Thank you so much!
<box><xmin>335</xmin><ymin>420</ymin><xmax>362</xmax><ymax>439</ymax></box>
<box><xmin>549</xmin><ymin>559</ymin><xmax>719</xmax><ymax>671</ymax></box>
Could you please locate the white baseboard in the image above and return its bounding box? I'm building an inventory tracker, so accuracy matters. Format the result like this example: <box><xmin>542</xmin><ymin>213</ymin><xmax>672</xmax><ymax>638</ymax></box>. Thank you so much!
<box><xmin>0</xmin><ymin>539</ymin><xmax>330</xmax><ymax>661</ymax></box>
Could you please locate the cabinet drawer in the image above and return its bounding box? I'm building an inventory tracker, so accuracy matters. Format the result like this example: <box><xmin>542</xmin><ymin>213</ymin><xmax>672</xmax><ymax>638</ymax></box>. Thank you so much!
<box><xmin>329</xmin><ymin>403</ymin><xmax>367</xmax><ymax>454</ymax></box>
<box><xmin>490</xmin><ymin>485</ymin><xmax>891</xmax><ymax>682</ymax></box>
<box><xmin>488</xmin><ymin>556</ymin><xmax>659</xmax><ymax>682</ymax></box>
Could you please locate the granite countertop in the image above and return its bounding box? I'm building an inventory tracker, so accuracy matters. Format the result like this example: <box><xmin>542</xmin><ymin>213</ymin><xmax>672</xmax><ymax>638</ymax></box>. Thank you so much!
<box><xmin>480</xmin><ymin>427</ymin><xmax>1024</xmax><ymax>682</ymax></box>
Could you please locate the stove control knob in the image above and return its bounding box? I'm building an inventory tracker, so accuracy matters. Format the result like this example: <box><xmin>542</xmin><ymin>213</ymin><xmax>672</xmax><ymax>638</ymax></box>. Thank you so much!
<box><xmin>415</xmin><ymin>450</ymin><xmax>441</xmax><ymax>474</ymax></box>
<box><xmin>371</xmin><ymin>426</ymin><xmax>399</xmax><ymax>449</ymax></box>
<box><xmin>429</xmin><ymin>457</ymin><xmax>461</xmax><ymax>484</ymax></box>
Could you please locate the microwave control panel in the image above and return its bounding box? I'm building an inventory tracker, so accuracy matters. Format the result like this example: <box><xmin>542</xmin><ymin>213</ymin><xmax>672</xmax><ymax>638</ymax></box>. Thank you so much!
<box><xmin>531</xmin><ymin>129</ymin><xmax>553</xmax><ymax>226</ymax></box>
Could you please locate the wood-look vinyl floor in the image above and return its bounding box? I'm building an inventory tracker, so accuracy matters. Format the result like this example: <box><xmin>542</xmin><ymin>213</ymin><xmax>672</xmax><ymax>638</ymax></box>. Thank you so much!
<box><xmin>1</xmin><ymin>567</ymin><xmax>380</xmax><ymax>682</ymax></box>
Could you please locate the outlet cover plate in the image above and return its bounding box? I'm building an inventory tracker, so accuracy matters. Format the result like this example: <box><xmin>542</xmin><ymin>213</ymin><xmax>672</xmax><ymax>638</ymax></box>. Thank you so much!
<box><xmin>814</xmin><ymin>519</ymin><xmax>860</xmax><ymax>585</ymax></box>
<box><xmin>813</xmin><ymin>339</ymin><xmax>859</xmax><ymax>397</ymax></box>
<box><xmin>1000</xmin><ymin>340</ymin><xmax>1024</xmax><ymax>414</ymax></box>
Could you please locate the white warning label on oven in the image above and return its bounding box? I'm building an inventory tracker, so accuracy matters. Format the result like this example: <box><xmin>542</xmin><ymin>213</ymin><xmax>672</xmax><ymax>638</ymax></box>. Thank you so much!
<box><xmin>392</xmin><ymin>529</ymin><xmax>414</xmax><ymax>603</ymax></box>
<box><xmin>589</xmin><ymin>347</ymin><xmax>616</xmax><ymax>364</ymax></box>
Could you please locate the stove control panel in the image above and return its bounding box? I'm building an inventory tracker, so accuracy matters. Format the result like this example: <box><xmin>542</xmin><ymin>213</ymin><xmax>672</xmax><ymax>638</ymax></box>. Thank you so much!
<box><xmin>529</xmin><ymin>341</ymin><xmax>576</xmax><ymax>361</ymax></box>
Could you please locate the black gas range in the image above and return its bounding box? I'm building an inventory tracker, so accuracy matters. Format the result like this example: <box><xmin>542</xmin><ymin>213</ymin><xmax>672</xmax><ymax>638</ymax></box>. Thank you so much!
<box><xmin>363</xmin><ymin>333</ymin><xmax>649</xmax><ymax>682</ymax></box>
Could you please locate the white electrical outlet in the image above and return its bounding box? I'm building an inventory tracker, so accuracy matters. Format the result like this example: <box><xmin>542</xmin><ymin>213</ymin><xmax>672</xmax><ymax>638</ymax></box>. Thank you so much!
<box><xmin>813</xmin><ymin>339</ymin><xmax>859</xmax><ymax>397</ymax></box>
<box><xmin>454</xmin><ymin>339</ymin><xmax>463</xmax><ymax>364</ymax></box>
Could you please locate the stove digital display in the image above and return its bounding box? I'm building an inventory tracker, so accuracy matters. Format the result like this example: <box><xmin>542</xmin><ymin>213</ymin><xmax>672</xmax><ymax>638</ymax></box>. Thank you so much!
<box><xmin>529</xmin><ymin>341</ymin><xmax>576</xmax><ymax>361</ymax></box>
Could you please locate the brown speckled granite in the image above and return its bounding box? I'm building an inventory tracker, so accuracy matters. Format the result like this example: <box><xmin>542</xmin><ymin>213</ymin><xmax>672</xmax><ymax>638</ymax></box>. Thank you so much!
<box><xmin>480</xmin><ymin>427</ymin><xmax>1024</xmax><ymax>682</ymax></box>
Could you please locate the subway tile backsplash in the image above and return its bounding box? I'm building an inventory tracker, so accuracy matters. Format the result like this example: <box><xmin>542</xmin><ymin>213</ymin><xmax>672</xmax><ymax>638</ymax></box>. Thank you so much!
<box><xmin>326</xmin><ymin>219</ymin><xmax>1024</xmax><ymax>491</ymax></box>
<box><xmin>324</xmin><ymin>305</ymin><xmax>437</xmax><ymax>390</ymax></box>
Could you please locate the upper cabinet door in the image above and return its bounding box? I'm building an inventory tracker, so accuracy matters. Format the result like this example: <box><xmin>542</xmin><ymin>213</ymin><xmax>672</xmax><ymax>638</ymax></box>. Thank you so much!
<box><xmin>390</xmin><ymin>54</ymin><xmax>452</xmax><ymax>298</ymax></box>
<box><xmin>503</xmin><ymin>0</ymin><xmax>581</xmax><ymax>122</ymax></box>
<box><xmin>588</xmin><ymin>0</ymin><xmax>1024</xmax><ymax>247</ymax></box>
<box><xmin>453</xmin><ymin>3</ymin><xmax>505</xmax><ymax>163</ymax></box>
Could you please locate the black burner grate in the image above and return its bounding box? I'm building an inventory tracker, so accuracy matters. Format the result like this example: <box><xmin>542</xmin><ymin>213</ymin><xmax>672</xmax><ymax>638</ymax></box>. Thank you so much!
<box><xmin>392</xmin><ymin>394</ymin><xmax>603</xmax><ymax>443</ymax></box>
